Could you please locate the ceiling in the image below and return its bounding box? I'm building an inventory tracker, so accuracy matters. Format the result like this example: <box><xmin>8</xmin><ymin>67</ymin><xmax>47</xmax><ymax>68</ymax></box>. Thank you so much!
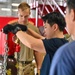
<box><xmin>0</xmin><ymin>0</ymin><xmax>66</xmax><ymax>17</ymax></box>
<box><xmin>0</xmin><ymin>0</ymin><xmax>28</xmax><ymax>17</ymax></box>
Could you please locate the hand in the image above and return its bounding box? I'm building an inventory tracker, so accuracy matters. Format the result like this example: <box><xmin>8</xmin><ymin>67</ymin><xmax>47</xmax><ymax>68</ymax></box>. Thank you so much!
<box><xmin>14</xmin><ymin>24</ymin><xmax>27</xmax><ymax>31</ymax></box>
<box><xmin>12</xmin><ymin>24</ymin><xmax>27</xmax><ymax>34</ymax></box>
<box><xmin>3</xmin><ymin>24</ymin><xmax>27</xmax><ymax>34</ymax></box>
<box><xmin>3</xmin><ymin>24</ymin><xmax>14</xmax><ymax>34</ymax></box>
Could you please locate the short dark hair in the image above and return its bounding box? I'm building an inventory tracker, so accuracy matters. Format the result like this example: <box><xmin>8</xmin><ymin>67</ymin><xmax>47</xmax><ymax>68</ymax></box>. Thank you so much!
<box><xmin>67</xmin><ymin>0</ymin><xmax>75</xmax><ymax>11</ymax></box>
<box><xmin>42</xmin><ymin>12</ymin><xmax>66</xmax><ymax>31</ymax></box>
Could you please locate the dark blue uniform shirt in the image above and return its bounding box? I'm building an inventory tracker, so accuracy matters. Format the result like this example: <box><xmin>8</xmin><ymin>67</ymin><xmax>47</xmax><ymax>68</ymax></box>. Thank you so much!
<box><xmin>50</xmin><ymin>41</ymin><xmax>75</xmax><ymax>75</ymax></box>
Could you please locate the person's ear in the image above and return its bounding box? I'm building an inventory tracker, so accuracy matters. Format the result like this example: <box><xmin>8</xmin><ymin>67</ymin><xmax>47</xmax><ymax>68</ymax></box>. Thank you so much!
<box><xmin>53</xmin><ymin>24</ymin><xmax>58</xmax><ymax>31</ymax></box>
<box><xmin>70</xmin><ymin>9</ymin><xmax>75</xmax><ymax>21</ymax></box>
<box><xmin>73</xmin><ymin>9</ymin><xmax>75</xmax><ymax>21</ymax></box>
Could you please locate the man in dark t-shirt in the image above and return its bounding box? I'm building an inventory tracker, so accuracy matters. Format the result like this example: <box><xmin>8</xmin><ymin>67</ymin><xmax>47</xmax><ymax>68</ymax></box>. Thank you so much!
<box><xmin>40</xmin><ymin>38</ymin><xmax>68</xmax><ymax>75</ymax></box>
<box><xmin>40</xmin><ymin>13</ymin><xmax>68</xmax><ymax>75</ymax></box>
<box><xmin>3</xmin><ymin>12</ymin><xmax>68</xmax><ymax>75</ymax></box>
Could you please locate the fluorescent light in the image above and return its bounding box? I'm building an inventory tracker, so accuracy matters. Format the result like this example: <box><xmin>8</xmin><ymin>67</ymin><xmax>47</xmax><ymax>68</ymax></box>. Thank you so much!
<box><xmin>1</xmin><ymin>8</ymin><xmax>11</xmax><ymax>11</ymax></box>
<box><xmin>12</xmin><ymin>3</ymin><xmax>19</xmax><ymax>6</ymax></box>
<box><xmin>12</xmin><ymin>9</ymin><xmax>18</xmax><ymax>12</ymax></box>
<box><xmin>0</xmin><ymin>0</ymin><xmax>6</xmax><ymax>2</ymax></box>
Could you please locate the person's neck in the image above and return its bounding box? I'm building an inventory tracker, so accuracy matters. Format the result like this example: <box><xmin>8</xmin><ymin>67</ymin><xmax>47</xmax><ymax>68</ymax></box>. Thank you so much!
<box><xmin>18</xmin><ymin>20</ymin><xmax>28</xmax><ymax>25</ymax></box>
<box><xmin>53</xmin><ymin>32</ymin><xmax>64</xmax><ymax>39</ymax></box>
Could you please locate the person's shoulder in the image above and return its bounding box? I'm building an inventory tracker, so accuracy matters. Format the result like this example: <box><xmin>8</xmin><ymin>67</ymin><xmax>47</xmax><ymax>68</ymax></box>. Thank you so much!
<box><xmin>51</xmin><ymin>38</ymin><xmax>67</xmax><ymax>41</ymax></box>
<box><xmin>27</xmin><ymin>21</ymin><xmax>35</xmax><ymax>27</ymax></box>
<box><xmin>47</xmin><ymin>38</ymin><xmax>62</xmax><ymax>43</ymax></box>
<box><xmin>28</xmin><ymin>21</ymin><xmax>34</xmax><ymax>25</ymax></box>
<box><xmin>55</xmin><ymin>41</ymin><xmax>75</xmax><ymax>64</ymax></box>
<box><xmin>50</xmin><ymin>41</ymin><xmax>75</xmax><ymax>75</ymax></box>
<box><xmin>28</xmin><ymin>21</ymin><xmax>40</xmax><ymax>32</ymax></box>
<box><xmin>67</xmin><ymin>41</ymin><xmax>75</xmax><ymax>46</ymax></box>
<box><xmin>55</xmin><ymin>41</ymin><xmax>75</xmax><ymax>57</ymax></box>
<box><xmin>51</xmin><ymin>38</ymin><xmax>68</xmax><ymax>43</ymax></box>
<box><xmin>63</xmin><ymin>41</ymin><xmax>75</xmax><ymax>54</ymax></box>
<box><xmin>62</xmin><ymin>41</ymin><xmax>75</xmax><ymax>50</ymax></box>
<box><xmin>8</xmin><ymin>19</ymin><xmax>18</xmax><ymax>24</ymax></box>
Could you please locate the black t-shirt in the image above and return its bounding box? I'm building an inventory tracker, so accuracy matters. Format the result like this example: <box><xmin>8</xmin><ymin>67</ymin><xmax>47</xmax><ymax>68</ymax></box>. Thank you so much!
<box><xmin>40</xmin><ymin>38</ymin><xmax>68</xmax><ymax>75</ymax></box>
<box><xmin>42</xmin><ymin>38</ymin><xmax>68</xmax><ymax>62</ymax></box>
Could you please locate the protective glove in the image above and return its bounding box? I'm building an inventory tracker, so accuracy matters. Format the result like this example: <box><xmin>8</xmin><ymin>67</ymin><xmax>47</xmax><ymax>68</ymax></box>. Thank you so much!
<box><xmin>12</xmin><ymin>24</ymin><xmax>27</xmax><ymax>34</ymax></box>
<box><xmin>3</xmin><ymin>24</ymin><xmax>14</xmax><ymax>34</ymax></box>
<box><xmin>14</xmin><ymin>24</ymin><xmax>27</xmax><ymax>31</ymax></box>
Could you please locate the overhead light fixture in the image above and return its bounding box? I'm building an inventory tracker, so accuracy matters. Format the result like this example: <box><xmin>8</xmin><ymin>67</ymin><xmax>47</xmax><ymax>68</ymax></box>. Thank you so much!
<box><xmin>1</xmin><ymin>8</ymin><xmax>11</xmax><ymax>11</ymax></box>
<box><xmin>12</xmin><ymin>3</ymin><xmax>19</xmax><ymax>6</ymax></box>
<box><xmin>12</xmin><ymin>9</ymin><xmax>18</xmax><ymax>12</ymax></box>
<box><xmin>0</xmin><ymin>0</ymin><xmax>7</xmax><ymax>2</ymax></box>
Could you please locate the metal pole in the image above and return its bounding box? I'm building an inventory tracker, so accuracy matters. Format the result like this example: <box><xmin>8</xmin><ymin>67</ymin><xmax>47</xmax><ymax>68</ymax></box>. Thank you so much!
<box><xmin>35</xmin><ymin>1</ymin><xmax>38</xmax><ymax>27</ymax></box>
<box><xmin>3</xmin><ymin>34</ymin><xmax>8</xmax><ymax>75</ymax></box>
<box><xmin>52</xmin><ymin>0</ymin><xmax>65</xmax><ymax>17</ymax></box>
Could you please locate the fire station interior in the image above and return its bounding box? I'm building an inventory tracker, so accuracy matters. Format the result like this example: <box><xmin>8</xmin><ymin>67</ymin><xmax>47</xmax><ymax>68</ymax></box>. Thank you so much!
<box><xmin>0</xmin><ymin>0</ymin><xmax>71</xmax><ymax>75</ymax></box>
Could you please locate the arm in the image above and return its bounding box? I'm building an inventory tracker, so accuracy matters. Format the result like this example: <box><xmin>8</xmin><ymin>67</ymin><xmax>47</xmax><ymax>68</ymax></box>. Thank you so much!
<box><xmin>16</xmin><ymin>30</ymin><xmax>45</xmax><ymax>74</ymax></box>
<box><xmin>27</xmin><ymin>28</ymin><xmax>44</xmax><ymax>39</ymax></box>
<box><xmin>27</xmin><ymin>27</ymin><xmax>45</xmax><ymax>74</ymax></box>
<box><xmin>34</xmin><ymin>51</ymin><xmax>44</xmax><ymax>74</ymax></box>
<box><xmin>16</xmin><ymin>31</ymin><xmax>46</xmax><ymax>53</ymax></box>
<box><xmin>3</xmin><ymin>24</ymin><xmax>46</xmax><ymax>53</ymax></box>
